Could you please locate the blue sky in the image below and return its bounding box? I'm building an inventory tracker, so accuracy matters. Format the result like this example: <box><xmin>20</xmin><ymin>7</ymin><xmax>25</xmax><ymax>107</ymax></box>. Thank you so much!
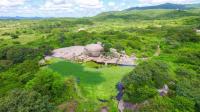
<box><xmin>0</xmin><ymin>0</ymin><xmax>199</xmax><ymax>17</ymax></box>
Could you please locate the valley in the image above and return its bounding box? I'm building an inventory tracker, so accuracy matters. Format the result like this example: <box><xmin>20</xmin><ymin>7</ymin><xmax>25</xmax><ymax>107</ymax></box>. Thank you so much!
<box><xmin>0</xmin><ymin>3</ymin><xmax>200</xmax><ymax>112</ymax></box>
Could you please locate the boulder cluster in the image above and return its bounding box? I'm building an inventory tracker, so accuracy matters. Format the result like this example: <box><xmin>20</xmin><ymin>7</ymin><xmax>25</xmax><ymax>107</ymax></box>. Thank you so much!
<box><xmin>49</xmin><ymin>42</ymin><xmax>137</xmax><ymax>66</ymax></box>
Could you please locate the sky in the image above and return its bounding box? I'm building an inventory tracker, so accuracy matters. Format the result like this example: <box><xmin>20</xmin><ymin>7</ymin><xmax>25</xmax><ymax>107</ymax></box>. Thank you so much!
<box><xmin>0</xmin><ymin>0</ymin><xmax>199</xmax><ymax>17</ymax></box>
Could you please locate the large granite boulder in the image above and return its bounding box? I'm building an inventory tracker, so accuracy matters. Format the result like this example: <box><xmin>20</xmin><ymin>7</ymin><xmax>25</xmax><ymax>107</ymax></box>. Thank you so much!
<box><xmin>50</xmin><ymin>42</ymin><xmax>137</xmax><ymax>66</ymax></box>
<box><xmin>52</xmin><ymin>46</ymin><xmax>85</xmax><ymax>59</ymax></box>
<box><xmin>84</xmin><ymin>43</ymin><xmax>104</xmax><ymax>57</ymax></box>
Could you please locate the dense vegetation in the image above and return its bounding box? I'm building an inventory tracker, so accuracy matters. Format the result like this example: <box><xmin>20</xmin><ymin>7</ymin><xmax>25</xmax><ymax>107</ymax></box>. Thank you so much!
<box><xmin>0</xmin><ymin>7</ymin><xmax>200</xmax><ymax>112</ymax></box>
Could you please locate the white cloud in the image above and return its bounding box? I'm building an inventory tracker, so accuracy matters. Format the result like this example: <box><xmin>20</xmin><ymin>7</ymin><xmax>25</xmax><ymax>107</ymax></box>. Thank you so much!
<box><xmin>139</xmin><ymin>0</ymin><xmax>196</xmax><ymax>4</ymax></box>
<box><xmin>1</xmin><ymin>0</ymin><xmax>199</xmax><ymax>17</ymax></box>
<box><xmin>51</xmin><ymin>0</ymin><xmax>66</xmax><ymax>4</ymax></box>
<box><xmin>121</xmin><ymin>2</ymin><xmax>126</xmax><ymax>6</ymax></box>
<box><xmin>41</xmin><ymin>0</ymin><xmax>103</xmax><ymax>11</ymax></box>
<box><xmin>38</xmin><ymin>0</ymin><xmax>104</xmax><ymax>17</ymax></box>
<box><xmin>108</xmin><ymin>2</ymin><xmax>115</xmax><ymax>6</ymax></box>
<box><xmin>75</xmin><ymin>0</ymin><xmax>103</xmax><ymax>8</ymax></box>
<box><xmin>0</xmin><ymin>0</ymin><xmax>26</xmax><ymax>7</ymax></box>
<box><xmin>40</xmin><ymin>0</ymin><xmax>73</xmax><ymax>11</ymax></box>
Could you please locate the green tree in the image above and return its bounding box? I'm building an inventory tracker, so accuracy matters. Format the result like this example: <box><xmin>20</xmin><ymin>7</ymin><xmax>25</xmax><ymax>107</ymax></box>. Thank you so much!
<box><xmin>10</xmin><ymin>33</ymin><xmax>19</xmax><ymax>39</ymax></box>
<box><xmin>0</xmin><ymin>60</ymin><xmax>40</xmax><ymax>96</ymax></box>
<box><xmin>10</xmin><ymin>60</ymin><xmax>40</xmax><ymax>84</ymax></box>
<box><xmin>103</xmin><ymin>43</ymin><xmax>112</xmax><ymax>52</ymax></box>
<box><xmin>123</xmin><ymin>85</ymin><xmax>158</xmax><ymax>103</ymax></box>
<box><xmin>173</xmin><ymin>96</ymin><xmax>195</xmax><ymax>112</ymax></box>
<box><xmin>140</xmin><ymin>96</ymin><xmax>195</xmax><ymax>112</ymax></box>
<box><xmin>140</xmin><ymin>96</ymin><xmax>174</xmax><ymax>112</ymax></box>
<box><xmin>165</xmin><ymin>28</ymin><xmax>200</xmax><ymax>44</ymax></box>
<box><xmin>0</xmin><ymin>89</ymin><xmax>53</xmax><ymax>112</ymax></box>
<box><xmin>25</xmin><ymin>69</ymin><xmax>76</xmax><ymax>104</ymax></box>
<box><xmin>122</xmin><ymin>60</ymin><xmax>172</xmax><ymax>103</ymax></box>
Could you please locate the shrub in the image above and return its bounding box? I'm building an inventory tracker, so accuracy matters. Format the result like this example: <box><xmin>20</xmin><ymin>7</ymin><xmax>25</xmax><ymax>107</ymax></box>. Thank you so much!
<box><xmin>173</xmin><ymin>96</ymin><xmax>195</xmax><ymax>112</ymax></box>
<box><xmin>84</xmin><ymin>61</ymin><xmax>102</xmax><ymax>69</ymax></box>
<box><xmin>165</xmin><ymin>28</ymin><xmax>200</xmax><ymax>44</ymax></box>
<box><xmin>124</xmin><ymin>85</ymin><xmax>158</xmax><ymax>103</ymax></box>
<box><xmin>176</xmin><ymin>50</ymin><xmax>200</xmax><ymax>67</ymax></box>
<box><xmin>10</xmin><ymin>33</ymin><xmax>19</xmax><ymax>39</ymax></box>
<box><xmin>175</xmin><ymin>67</ymin><xmax>196</xmax><ymax>78</ymax></box>
<box><xmin>140</xmin><ymin>96</ymin><xmax>195</xmax><ymax>112</ymax></box>
<box><xmin>25</xmin><ymin>69</ymin><xmax>77</xmax><ymax>104</ymax></box>
<box><xmin>1</xmin><ymin>32</ymin><xmax>10</xmax><ymax>36</ymax></box>
<box><xmin>10</xmin><ymin>60</ymin><xmax>40</xmax><ymax>84</ymax></box>
<box><xmin>0</xmin><ymin>89</ymin><xmax>53</xmax><ymax>112</ymax></box>
<box><xmin>122</xmin><ymin>60</ymin><xmax>172</xmax><ymax>103</ymax></box>
<box><xmin>103</xmin><ymin>43</ymin><xmax>112</xmax><ymax>53</ymax></box>
<box><xmin>176</xmin><ymin>79</ymin><xmax>200</xmax><ymax>110</ymax></box>
<box><xmin>0</xmin><ymin>45</ymin><xmax>52</xmax><ymax>64</ymax></box>
<box><xmin>140</xmin><ymin>96</ymin><xmax>174</xmax><ymax>112</ymax></box>
<box><xmin>5</xmin><ymin>46</ymin><xmax>37</xmax><ymax>63</ymax></box>
<box><xmin>0</xmin><ymin>60</ymin><xmax>13</xmax><ymax>71</ymax></box>
<box><xmin>13</xmin><ymin>41</ymin><xmax>21</xmax><ymax>44</ymax></box>
<box><xmin>114</xmin><ymin>43</ymin><xmax>124</xmax><ymax>51</ymax></box>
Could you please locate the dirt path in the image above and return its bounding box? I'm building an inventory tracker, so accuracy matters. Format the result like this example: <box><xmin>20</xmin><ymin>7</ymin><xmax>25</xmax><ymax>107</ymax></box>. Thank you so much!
<box><xmin>154</xmin><ymin>45</ymin><xmax>160</xmax><ymax>56</ymax></box>
<box><xmin>118</xmin><ymin>100</ymin><xmax>125</xmax><ymax>112</ymax></box>
<box><xmin>101</xmin><ymin>107</ymin><xmax>108</xmax><ymax>112</ymax></box>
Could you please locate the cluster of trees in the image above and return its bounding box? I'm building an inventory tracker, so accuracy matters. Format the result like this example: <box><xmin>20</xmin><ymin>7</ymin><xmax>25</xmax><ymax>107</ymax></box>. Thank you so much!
<box><xmin>121</xmin><ymin>26</ymin><xmax>200</xmax><ymax>111</ymax></box>
<box><xmin>2</xmin><ymin>31</ymin><xmax>19</xmax><ymax>39</ymax></box>
<box><xmin>165</xmin><ymin>27</ymin><xmax>200</xmax><ymax>47</ymax></box>
<box><xmin>140</xmin><ymin>96</ymin><xmax>195</xmax><ymax>112</ymax></box>
<box><xmin>0</xmin><ymin>45</ymin><xmax>52</xmax><ymax>71</ymax></box>
<box><xmin>41</xmin><ymin>28</ymin><xmax>158</xmax><ymax>57</ymax></box>
<box><xmin>26</xmin><ymin>69</ymin><xmax>77</xmax><ymax>104</ymax></box>
<box><xmin>0</xmin><ymin>42</ymin><xmax>76</xmax><ymax>111</ymax></box>
<box><xmin>94</xmin><ymin>10</ymin><xmax>199</xmax><ymax>22</ymax></box>
<box><xmin>30</xmin><ymin>19</ymin><xmax>93</xmax><ymax>34</ymax></box>
<box><xmin>122</xmin><ymin>61</ymin><xmax>172</xmax><ymax>103</ymax></box>
<box><xmin>0</xmin><ymin>60</ymin><xmax>39</xmax><ymax>98</ymax></box>
<box><xmin>0</xmin><ymin>61</ymin><xmax>77</xmax><ymax>111</ymax></box>
<box><xmin>0</xmin><ymin>89</ymin><xmax>53</xmax><ymax>112</ymax></box>
<box><xmin>122</xmin><ymin>26</ymin><xmax>200</xmax><ymax>111</ymax></box>
<box><xmin>122</xmin><ymin>60</ymin><xmax>199</xmax><ymax>112</ymax></box>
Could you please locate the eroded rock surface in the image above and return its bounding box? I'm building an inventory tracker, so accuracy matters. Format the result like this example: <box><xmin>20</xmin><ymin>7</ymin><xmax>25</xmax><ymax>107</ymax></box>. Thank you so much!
<box><xmin>49</xmin><ymin>42</ymin><xmax>137</xmax><ymax>66</ymax></box>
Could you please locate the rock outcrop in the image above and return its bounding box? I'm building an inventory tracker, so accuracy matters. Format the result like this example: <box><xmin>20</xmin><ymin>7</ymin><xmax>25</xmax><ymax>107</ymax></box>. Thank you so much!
<box><xmin>196</xmin><ymin>29</ymin><xmax>200</xmax><ymax>33</ymax></box>
<box><xmin>84</xmin><ymin>43</ymin><xmax>104</xmax><ymax>57</ymax></box>
<box><xmin>50</xmin><ymin>42</ymin><xmax>137</xmax><ymax>66</ymax></box>
<box><xmin>158</xmin><ymin>84</ymin><xmax>169</xmax><ymax>96</ymax></box>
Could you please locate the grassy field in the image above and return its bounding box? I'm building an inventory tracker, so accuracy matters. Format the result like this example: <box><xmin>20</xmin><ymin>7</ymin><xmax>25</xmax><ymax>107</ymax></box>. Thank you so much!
<box><xmin>47</xmin><ymin>59</ymin><xmax>133</xmax><ymax>110</ymax></box>
<box><xmin>48</xmin><ymin>59</ymin><xmax>133</xmax><ymax>100</ymax></box>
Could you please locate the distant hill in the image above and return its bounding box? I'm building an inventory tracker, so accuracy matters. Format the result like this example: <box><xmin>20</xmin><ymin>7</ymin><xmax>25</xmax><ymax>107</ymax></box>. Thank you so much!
<box><xmin>94</xmin><ymin>8</ymin><xmax>200</xmax><ymax>22</ymax></box>
<box><xmin>186</xmin><ymin>3</ymin><xmax>200</xmax><ymax>8</ymax></box>
<box><xmin>0</xmin><ymin>16</ymin><xmax>43</xmax><ymax>20</ymax></box>
<box><xmin>126</xmin><ymin>3</ymin><xmax>188</xmax><ymax>11</ymax></box>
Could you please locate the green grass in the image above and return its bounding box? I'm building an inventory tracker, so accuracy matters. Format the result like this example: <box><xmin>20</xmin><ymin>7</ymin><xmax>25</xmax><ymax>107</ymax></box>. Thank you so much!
<box><xmin>47</xmin><ymin>59</ymin><xmax>133</xmax><ymax>111</ymax></box>
<box><xmin>16</xmin><ymin>34</ymin><xmax>41</xmax><ymax>44</ymax></box>
<box><xmin>0</xmin><ymin>36</ymin><xmax>11</xmax><ymax>39</ymax></box>
<box><xmin>48</xmin><ymin>59</ymin><xmax>133</xmax><ymax>100</ymax></box>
